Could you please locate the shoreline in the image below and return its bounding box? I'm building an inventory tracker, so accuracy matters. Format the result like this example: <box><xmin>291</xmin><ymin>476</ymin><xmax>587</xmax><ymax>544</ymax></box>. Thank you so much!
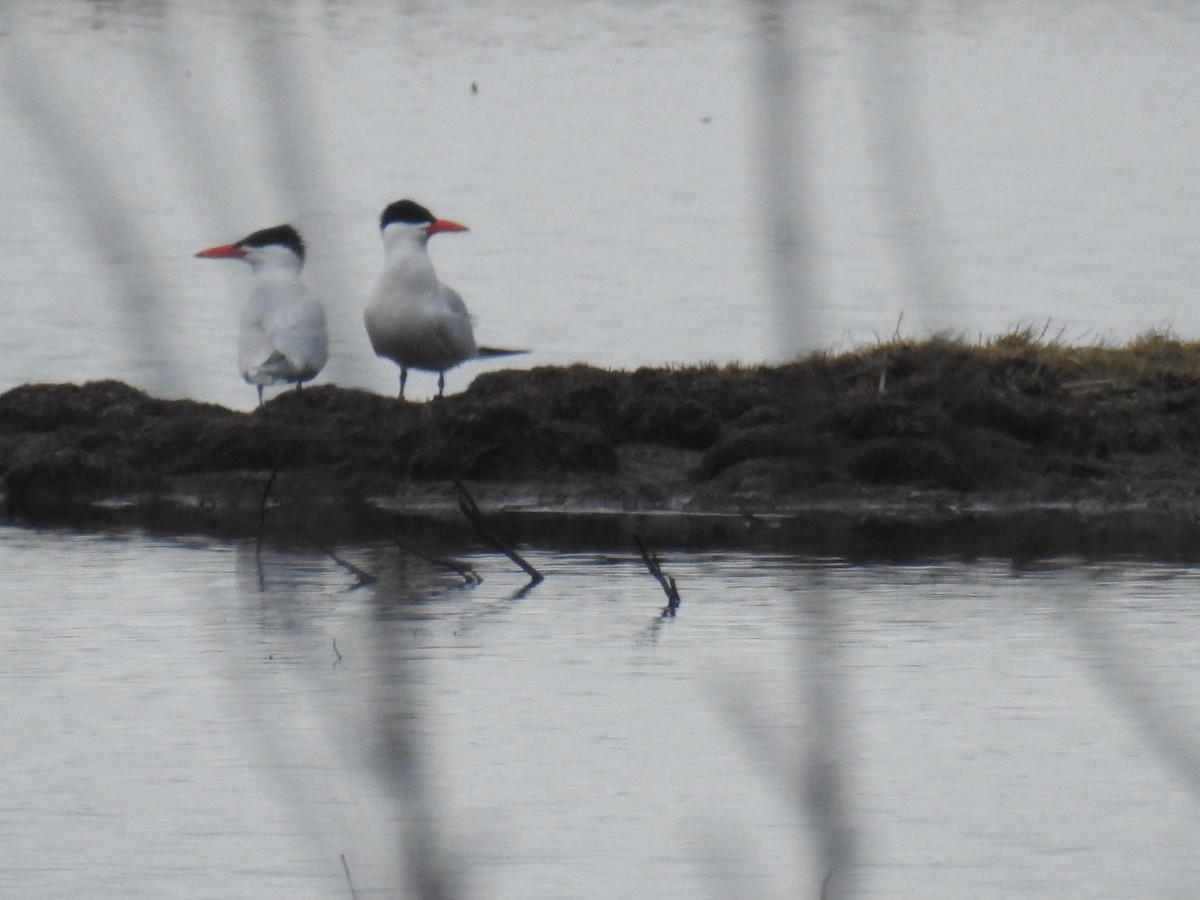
<box><xmin>6</xmin><ymin>337</ymin><xmax>1200</xmax><ymax>558</ymax></box>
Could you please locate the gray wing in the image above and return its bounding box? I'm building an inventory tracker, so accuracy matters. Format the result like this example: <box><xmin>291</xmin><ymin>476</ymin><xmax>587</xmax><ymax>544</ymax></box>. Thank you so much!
<box><xmin>433</xmin><ymin>283</ymin><xmax>477</xmax><ymax>363</ymax></box>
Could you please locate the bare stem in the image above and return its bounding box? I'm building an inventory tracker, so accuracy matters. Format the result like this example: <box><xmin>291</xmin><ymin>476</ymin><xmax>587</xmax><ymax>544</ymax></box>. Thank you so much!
<box><xmin>452</xmin><ymin>479</ymin><xmax>543</xmax><ymax>586</ymax></box>
<box><xmin>634</xmin><ymin>533</ymin><xmax>682</xmax><ymax>616</ymax></box>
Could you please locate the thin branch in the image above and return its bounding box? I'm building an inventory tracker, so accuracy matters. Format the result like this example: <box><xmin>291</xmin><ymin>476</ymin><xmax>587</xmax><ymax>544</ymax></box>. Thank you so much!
<box><xmin>255</xmin><ymin>464</ymin><xmax>378</xmax><ymax>591</ymax></box>
<box><xmin>311</xmin><ymin>541</ymin><xmax>376</xmax><ymax>590</ymax></box>
<box><xmin>354</xmin><ymin>505</ymin><xmax>482</xmax><ymax>586</ymax></box>
<box><xmin>385</xmin><ymin>529</ymin><xmax>481</xmax><ymax>586</ymax></box>
<box><xmin>634</xmin><ymin>533</ymin><xmax>682</xmax><ymax>617</ymax></box>
<box><xmin>452</xmin><ymin>479</ymin><xmax>543</xmax><ymax>585</ymax></box>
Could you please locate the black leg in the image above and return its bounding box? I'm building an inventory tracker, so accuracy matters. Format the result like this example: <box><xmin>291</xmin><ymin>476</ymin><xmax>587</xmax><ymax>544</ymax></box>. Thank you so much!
<box><xmin>399</xmin><ymin>366</ymin><xmax>408</xmax><ymax>400</ymax></box>
<box><xmin>437</xmin><ymin>371</ymin><xmax>445</xmax><ymax>396</ymax></box>
<box><xmin>256</xmin><ymin>385</ymin><xmax>264</xmax><ymax>407</ymax></box>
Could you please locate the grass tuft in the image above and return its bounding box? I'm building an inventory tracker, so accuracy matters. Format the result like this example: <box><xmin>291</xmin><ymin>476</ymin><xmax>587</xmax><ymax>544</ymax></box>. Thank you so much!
<box><xmin>806</xmin><ymin>324</ymin><xmax>1200</xmax><ymax>388</ymax></box>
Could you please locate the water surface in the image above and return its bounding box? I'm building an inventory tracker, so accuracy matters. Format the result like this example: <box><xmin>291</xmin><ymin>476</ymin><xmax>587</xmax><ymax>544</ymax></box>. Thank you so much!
<box><xmin>4</xmin><ymin>5</ymin><xmax>1200</xmax><ymax>895</ymax></box>
<box><xmin>2</xmin><ymin>1</ymin><xmax>1200</xmax><ymax>407</ymax></box>
<box><xmin>4</xmin><ymin>529</ymin><xmax>1200</xmax><ymax>898</ymax></box>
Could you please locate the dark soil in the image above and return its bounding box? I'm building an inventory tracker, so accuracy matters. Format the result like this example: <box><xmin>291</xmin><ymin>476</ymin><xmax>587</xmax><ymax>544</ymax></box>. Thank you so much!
<box><xmin>6</xmin><ymin>344</ymin><xmax>1200</xmax><ymax>557</ymax></box>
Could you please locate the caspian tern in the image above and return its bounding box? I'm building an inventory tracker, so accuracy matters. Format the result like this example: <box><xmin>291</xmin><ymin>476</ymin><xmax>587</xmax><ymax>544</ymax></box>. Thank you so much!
<box><xmin>364</xmin><ymin>199</ymin><xmax>526</xmax><ymax>399</ymax></box>
<box><xmin>195</xmin><ymin>224</ymin><xmax>329</xmax><ymax>406</ymax></box>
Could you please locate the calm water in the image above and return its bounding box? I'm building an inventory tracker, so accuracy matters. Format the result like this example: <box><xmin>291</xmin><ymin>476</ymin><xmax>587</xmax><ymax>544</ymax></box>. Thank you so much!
<box><xmin>5</xmin><ymin>4</ymin><xmax>1200</xmax><ymax>897</ymax></box>
<box><xmin>3</xmin><ymin>528</ymin><xmax>1200</xmax><ymax>898</ymax></box>
<box><xmin>2</xmin><ymin>1</ymin><xmax>1200</xmax><ymax>407</ymax></box>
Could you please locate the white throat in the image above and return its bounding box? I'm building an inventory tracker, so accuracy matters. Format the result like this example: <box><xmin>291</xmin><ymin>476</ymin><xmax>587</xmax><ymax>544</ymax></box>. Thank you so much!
<box><xmin>377</xmin><ymin>224</ymin><xmax>438</xmax><ymax>304</ymax></box>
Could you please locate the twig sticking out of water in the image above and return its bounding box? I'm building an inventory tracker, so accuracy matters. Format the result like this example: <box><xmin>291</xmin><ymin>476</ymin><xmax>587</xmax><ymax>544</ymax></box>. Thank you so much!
<box><xmin>452</xmin><ymin>479</ymin><xmax>544</xmax><ymax>586</ymax></box>
<box><xmin>387</xmin><ymin>528</ymin><xmax>481</xmax><ymax>586</ymax></box>
<box><xmin>255</xmin><ymin>465</ymin><xmax>279</xmax><ymax>561</ymax></box>
<box><xmin>251</xmin><ymin>464</ymin><xmax>282</xmax><ymax>591</ymax></box>
<box><xmin>635</xmin><ymin>534</ymin><xmax>682</xmax><ymax>617</ymax></box>
<box><xmin>340</xmin><ymin>852</ymin><xmax>358</xmax><ymax>900</ymax></box>
<box><xmin>255</xmin><ymin>465</ymin><xmax>378</xmax><ymax>590</ymax></box>
<box><xmin>311</xmin><ymin>541</ymin><xmax>376</xmax><ymax>590</ymax></box>
<box><xmin>355</xmin><ymin>505</ymin><xmax>481</xmax><ymax>585</ymax></box>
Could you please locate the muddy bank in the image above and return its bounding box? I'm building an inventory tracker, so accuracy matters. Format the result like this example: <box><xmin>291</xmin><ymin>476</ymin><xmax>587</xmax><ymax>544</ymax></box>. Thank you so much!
<box><xmin>5</xmin><ymin>341</ymin><xmax>1200</xmax><ymax>557</ymax></box>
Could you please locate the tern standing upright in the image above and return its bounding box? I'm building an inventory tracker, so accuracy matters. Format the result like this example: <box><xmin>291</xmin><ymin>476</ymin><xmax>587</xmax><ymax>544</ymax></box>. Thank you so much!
<box><xmin>195</xmin><ymin>225</ymin><xmax>329</xmax><ymax>406</ymax></box>
<box><xmin>364</xmin><ymin>199</ymin><xmax>526</xmax><ymax>399</ymax></box>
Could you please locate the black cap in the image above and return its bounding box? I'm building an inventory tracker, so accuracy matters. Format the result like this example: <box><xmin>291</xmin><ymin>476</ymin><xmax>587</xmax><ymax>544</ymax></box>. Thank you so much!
<box><xmin>239</xmin><ymin>224</ymin><xmax>305</xmax><ymax>262</ymax></box>
<box><xmin>380</xmin><ymin>199</ymin><xmax>435</xmax><ymax>230</ymax></box>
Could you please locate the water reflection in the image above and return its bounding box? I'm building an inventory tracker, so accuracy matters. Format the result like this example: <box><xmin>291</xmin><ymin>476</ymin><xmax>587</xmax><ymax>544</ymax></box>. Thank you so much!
<box><xmin>5</xmin><ymin>530</ymin><xmax>1200</xmax><ymax>897</ymax></box>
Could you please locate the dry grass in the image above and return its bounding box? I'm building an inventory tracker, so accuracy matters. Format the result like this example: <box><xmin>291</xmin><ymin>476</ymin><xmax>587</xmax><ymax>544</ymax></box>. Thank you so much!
<box><xmin>816</xmin><ymin>325</ymin><xmax>1200</xmax><ymax>387</ymax></box>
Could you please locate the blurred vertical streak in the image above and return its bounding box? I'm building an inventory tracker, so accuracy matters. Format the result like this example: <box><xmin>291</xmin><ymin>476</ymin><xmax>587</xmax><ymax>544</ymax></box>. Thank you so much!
<box><xmin>235</xmin><ymin>3</ymin><xmax>330</xmax><ymax>221</ymax></box>
<box><xmin>1058</xmin><ymin>590</ymin><xmax>1200</xmax><ymax>800</ymax></box>
<box><xmin>371</xmin><ymin>608</ymin><xmax>462</xmax><ymax>900</ymax></box>
<box><xmin>136</xmin><ymin>7</ymin><xmax>241</xmax><ymax>235</ymax></box>
<box><xmin>1</xmin><ymin>19</ymin><xmax>186</xmax><ymax>398</ymax></box>
<box><xmin>750</xmin><ymin>0</ymin><xmax>857</xmax><ymax>893</ymax></box>
<box><xmin>233</xmin><ymin>10</ymin><xmax>460</xmax><ymax>890</ymax></box>
<box><xmin>862</xmin><ymin>3</ymin><xmax>957</xmax><ymax>332</ymax></box>
<box><xmin>232</xmin><ymin>3</ymin><xmax>360</xmax><ymax>387</ymax></box>
<box><xmin>800</xmin><ymin>579</ymin><xmax>857</xmax><ymax>900</ymax></box>
<box><xmin>750</xmin><ymin>0</ymin><xmax>819</xmax><ymax>359</ymax></box>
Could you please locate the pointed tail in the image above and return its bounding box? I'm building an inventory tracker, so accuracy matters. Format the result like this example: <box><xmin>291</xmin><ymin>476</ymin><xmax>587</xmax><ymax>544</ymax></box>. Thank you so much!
<box><xmin>477</xmin><ymin>346</ymin><xmax>529</xmax><ymax>359</ymax></box>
